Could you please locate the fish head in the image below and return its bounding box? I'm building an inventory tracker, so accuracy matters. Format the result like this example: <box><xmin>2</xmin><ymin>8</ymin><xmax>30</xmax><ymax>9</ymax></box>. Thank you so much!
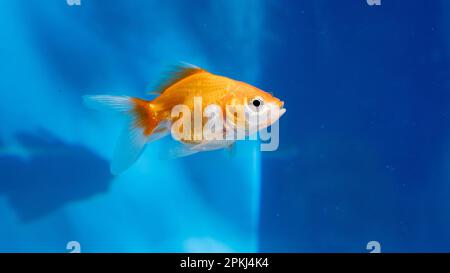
<box><xmin>224</xmin><ymin>81</ymin><xmax>286</xmax><ymax>133</ymax></box>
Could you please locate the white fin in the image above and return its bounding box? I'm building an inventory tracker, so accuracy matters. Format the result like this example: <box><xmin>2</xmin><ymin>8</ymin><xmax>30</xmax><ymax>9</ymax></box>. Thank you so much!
<box><xmin>166</xmin><ymin>144</ymin><xmax>201</xmax><ymax>159</ymax></box>
<box><xmin>191</xmin><ymin>140</ymin><xmax>235</xmax><ymax>152</ymax></box>
<box><xmin>111</xmin><ymin>121</ymin><xmax>149</xmax><ymax>175</ymax></box>
<box><xmin>111</xmin><ymin>120</ymin><xmax>169</xmax><ymax>174</ymax></box>
<box><xmin>165</xmin><ymin>140</ymin><xmax>234</xmax><ymax>159</ymax></box>
<box><xmin>83</xmin><ymin>95</ymin><xmax>132</xmax><ymax>113</ymax></box>
<box><xmin>84</xmin><ymin>94</ymin><xmax>159</xmax><ymax>175</ymax></box>
<box><xmin>148</xmin><ymin>121</ymin><xmax>170</xmax><ymax>142</ymax></box>
<box><xmin>179</xmin><ymin>61</ymin><xmax>201</xmax><ymax>69</ymax></box>
<box><xmin>227</xmin><ymin>142</ymin><xmax>236</xmax><ymax>158</ymax></box>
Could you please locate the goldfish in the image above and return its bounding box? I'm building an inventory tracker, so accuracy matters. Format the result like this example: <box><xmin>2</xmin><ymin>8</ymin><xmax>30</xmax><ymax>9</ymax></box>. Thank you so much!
<box><xmin>83</xmin><ymin>64</ymin><xmax>286</xmax><ymax>174</ymax></box>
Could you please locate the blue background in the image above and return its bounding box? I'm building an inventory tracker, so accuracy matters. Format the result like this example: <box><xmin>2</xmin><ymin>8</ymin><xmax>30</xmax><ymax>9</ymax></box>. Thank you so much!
<box><xmin>0</xmin><ymin>0</ymin><xmax>449</xmax><ymax>252</ymax></box>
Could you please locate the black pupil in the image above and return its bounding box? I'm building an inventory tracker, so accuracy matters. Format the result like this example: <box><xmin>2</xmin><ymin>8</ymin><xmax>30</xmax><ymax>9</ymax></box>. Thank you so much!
<box><xmin>253</xmin><ymin>99</ymin><xmax>261</xmax><ymax>107</ymax></box>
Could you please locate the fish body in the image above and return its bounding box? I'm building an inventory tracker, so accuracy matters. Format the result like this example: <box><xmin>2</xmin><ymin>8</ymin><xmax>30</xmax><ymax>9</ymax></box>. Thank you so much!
<box><xmin>84</xmin><ymin>65</ymin><xmax>285</xmax><ymax>174</ymax></box>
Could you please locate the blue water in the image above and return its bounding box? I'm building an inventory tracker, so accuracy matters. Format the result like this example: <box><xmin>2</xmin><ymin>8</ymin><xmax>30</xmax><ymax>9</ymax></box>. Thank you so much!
<box><xmin>0</xmin><ymin>0</ymin><xmax>449</xmax><ymax>253</ymax></box>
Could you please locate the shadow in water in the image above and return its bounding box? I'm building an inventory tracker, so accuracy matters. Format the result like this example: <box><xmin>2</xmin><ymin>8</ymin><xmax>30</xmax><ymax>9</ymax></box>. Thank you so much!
<box><xmin>0</xmin><ymin>130</ymin><xmax>112</xmax><ymax>222</ymax></box>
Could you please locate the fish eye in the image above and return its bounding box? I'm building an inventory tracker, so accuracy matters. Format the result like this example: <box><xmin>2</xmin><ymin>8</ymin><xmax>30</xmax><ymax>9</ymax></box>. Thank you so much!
<box><xmin>251</xmin><ymin>97</ymin><xmax>264</xmax><ymax>109</ymax></box>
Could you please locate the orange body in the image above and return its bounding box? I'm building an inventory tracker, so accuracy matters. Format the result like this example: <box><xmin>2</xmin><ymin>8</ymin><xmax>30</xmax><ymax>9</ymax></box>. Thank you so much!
<box><xmin>133</xmin><ymin>67</ymin><xmax>284</xmax><ymax>138</ymax></box>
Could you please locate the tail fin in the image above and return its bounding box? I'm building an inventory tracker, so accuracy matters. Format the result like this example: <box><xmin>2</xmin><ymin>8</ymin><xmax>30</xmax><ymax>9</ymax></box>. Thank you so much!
<box><xmin>83</xmin><ymin>95</ymin><xmax>165</xmax><ymax>175</ymax></box>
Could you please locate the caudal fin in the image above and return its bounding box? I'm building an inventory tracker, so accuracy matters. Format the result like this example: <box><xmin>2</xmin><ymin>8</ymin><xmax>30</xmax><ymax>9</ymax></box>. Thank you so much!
<box><xmin>83</xmin><ymin>95</ymin><xmax>166</xmax><ymax>175</ymax></box>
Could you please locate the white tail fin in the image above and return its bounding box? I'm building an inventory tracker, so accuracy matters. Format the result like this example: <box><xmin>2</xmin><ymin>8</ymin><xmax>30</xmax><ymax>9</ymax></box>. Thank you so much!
<box><xmin>111</xmin><ymin>121</ymin><xmax>149</xmax><ymax>175</ymax></box>
<box><xmin>83</xmin><ymin>95</ymin><xmax>161</xmax><ymax>175</ymax></box>
<box><xmin>83</xmin><ymin>95</ymin><xmax>133</xmax><ymax>113</ymax></box>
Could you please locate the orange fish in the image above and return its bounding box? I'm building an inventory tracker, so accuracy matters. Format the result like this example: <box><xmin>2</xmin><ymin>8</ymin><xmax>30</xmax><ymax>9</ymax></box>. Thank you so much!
<box><xmin>84</xmin><ymin>64</ymin><xmax>286</xmax><ymax>174</ymax></box>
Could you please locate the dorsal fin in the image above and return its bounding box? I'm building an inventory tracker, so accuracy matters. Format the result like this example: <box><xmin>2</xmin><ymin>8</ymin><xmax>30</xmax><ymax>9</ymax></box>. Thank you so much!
<box><xmin>149</xmin><ymin>64</ymin><xmax>205</xmax><ymax>94</ymax></box>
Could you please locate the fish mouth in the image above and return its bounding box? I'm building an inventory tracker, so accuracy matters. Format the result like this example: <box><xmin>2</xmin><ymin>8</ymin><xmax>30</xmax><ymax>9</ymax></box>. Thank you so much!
<box><xmin>278</xmin><ymin>101</ymin><xmax>286</xmax><ymax>117</ymax></box>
